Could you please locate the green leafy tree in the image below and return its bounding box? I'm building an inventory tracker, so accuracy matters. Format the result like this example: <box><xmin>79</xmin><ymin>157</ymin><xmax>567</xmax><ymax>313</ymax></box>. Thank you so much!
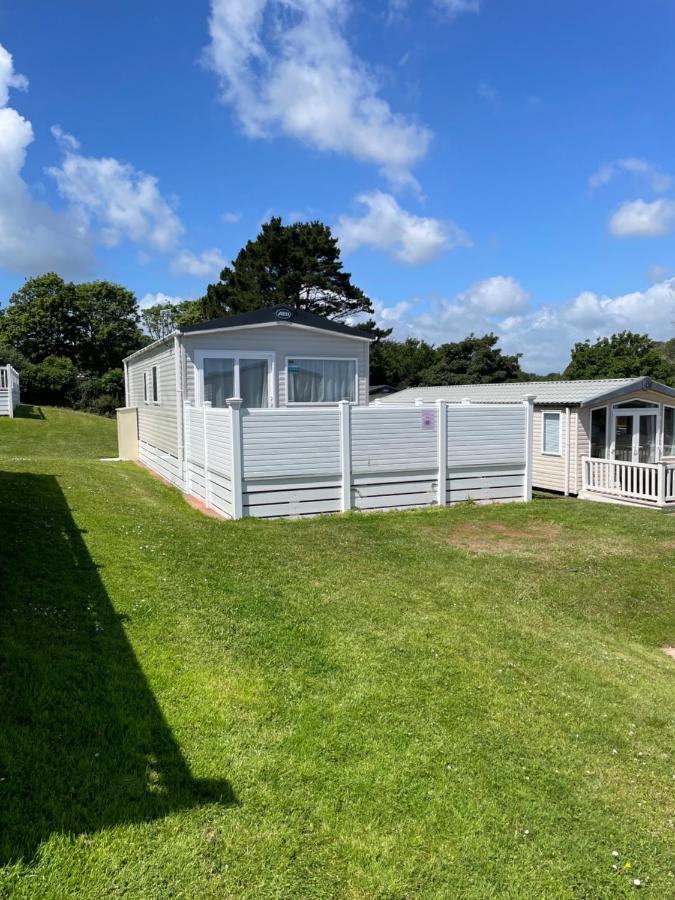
<box><xmin>75</xmin><ymin>281</ymin><xmax>145</xmax><ymax>373</ymax></box>
<box><xmin>203</xmin><ymin>217</ymin><xmax>373</xmax><ymax>321</ymax></box>
<box><xmin>0</xmin><ymin>274</ymin><xmax>81</xmax><ymax>362</ymax></box>
<box><xmin>21</xmin><ymin>356</ymin><xmax>78</xmax><ymax>406</ymax></box>
<box><xmin>564</xmin><ymin>331</ymin><xmax>675</xmax><ymax>383</ymax></box>
<box><xmin>417</xmin><ymin>334</ymin><xmax>524</xmax><ymax>385</ymax></box>
<box><xmin>370</xmin><ymin>337</ymin><xmax>438</xmax><ymax>388</ymax></box>
<box><xmin>141</xmin><ymin>300</ymin><xmax>204</xmax><ymax>341</ymax></box>
<box><xmin>0</xmin><ymin>274</ymin><xmax>145</xmax><ymax>374</ymax></box>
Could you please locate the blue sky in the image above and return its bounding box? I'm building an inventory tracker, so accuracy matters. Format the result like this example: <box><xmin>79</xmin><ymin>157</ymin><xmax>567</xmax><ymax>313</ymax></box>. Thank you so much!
<box><xmin>1</xmin><ymin>0</ymin><xmax>674</xmax><ymax>371</ymax></box>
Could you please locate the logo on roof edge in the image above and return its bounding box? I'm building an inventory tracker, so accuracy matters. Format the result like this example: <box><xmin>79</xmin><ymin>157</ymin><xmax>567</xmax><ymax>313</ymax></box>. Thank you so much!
<box><xmin>275</xmin><ymin>306</ymin><xmax>295</xmax><ymax>321</ymax></box>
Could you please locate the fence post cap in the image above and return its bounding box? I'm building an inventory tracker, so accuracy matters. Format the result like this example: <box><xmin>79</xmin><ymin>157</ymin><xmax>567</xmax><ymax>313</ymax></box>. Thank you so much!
<box><xmin>226</xmin><ymin>397</ymin><xmax>242</xmax><ymax>409</ymax></box>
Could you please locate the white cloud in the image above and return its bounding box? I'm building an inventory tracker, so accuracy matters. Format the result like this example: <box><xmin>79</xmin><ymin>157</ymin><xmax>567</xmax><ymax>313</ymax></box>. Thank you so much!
<box><xmin>589</xmin><ymin>158</ymin><xmax>672</xmax><ymax>193</ymax></box>
<box><xmin>433</xmin><ymin>0</ymin><xmax>481</xmax><ymax>17</ymax></box>
<box><xmin>221</xmin><ymin>210</ymin><xmax>242</xmax><ymax>224</ymax></box>
<box><xmin>171</xmin><ymin>247</ymin><xmax>227</xmax><ymax>278</ymax></box>
<box><xmin>477</xmin><ymin>80</ymin><xmax>497</xmax><ymax>103</ymax></box>
<box><xmin>457</xmin><ymin>276</ymin><xmax>529</xmax><ymax>315</ymax></box>
<box><xmin>139</xmin><ymin>292</ymin><xmax>186</xmax><ymax>310</ymax></box>
<box><xmin>336</xmin><ymin>190</ymin><xmax>471</xmax><ymax>265</ymax></box>
<box><xmin>377</xmin><ymin>276</ymin><xmax>675</xmax><ymax>373</ymax></box>
<box><xmin>0</xmin><ymin>44</ymin><xmax>28</xmax><ymax>106</ymax></box>
<box><xmin>48</xmin><ymin>136</ymin><xmax>184</xmax><ymax>252</ymax></box>
<box><xmin>608</xmin><ymin>198</ymin><xmax>675</xmax><ymax>238</ymax></box>
<box><xmin>0</xmin><ymin>46</ymin><xmax>92</xmax><ymax>277</ymax></box>
<box><xmin>204</xmin><ymin>0</ymin><xmax>432</xmax><ymax>185</ymax></box>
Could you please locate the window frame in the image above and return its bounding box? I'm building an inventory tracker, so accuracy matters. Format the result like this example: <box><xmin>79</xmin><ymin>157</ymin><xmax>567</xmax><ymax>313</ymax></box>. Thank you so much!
<box><xmin>589</xmin><ymin>404</ymin><xmax>608</xmax><ymax>460</ymax></box>
<box><xmin>195</xmin><ymin>349</ymin><xmax>276</xmax><ymax>408</ymax></box>
<box><xmin>285</xmin><ymin>356</ymin><xmax>359</xmax><ymax>406</ymax></box>
<box><xmin>541</xmin><ymin>410</ymin><xmax>562</xmax><ymax>457</ymax></box>
<box><xmin>145</xmin><ymin>365</ymin><xmax>160</xmax><ymax>404</ymax></box>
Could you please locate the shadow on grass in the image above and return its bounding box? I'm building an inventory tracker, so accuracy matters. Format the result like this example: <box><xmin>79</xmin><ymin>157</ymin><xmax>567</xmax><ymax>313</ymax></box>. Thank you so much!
<box><xmin>12</xmin><ymin>405</ymin><xmax>45</xmax><ymax>420</ymax></box>
<box><xmin>0</xmin><ymin>471</ymin><xmax>235</xmax><ymax>865</ymax></box>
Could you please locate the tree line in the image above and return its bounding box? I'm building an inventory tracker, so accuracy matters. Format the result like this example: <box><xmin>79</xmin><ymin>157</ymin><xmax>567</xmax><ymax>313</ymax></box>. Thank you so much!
<box><xmin>0</xmin><ymin>218</ymin><xmax>673</xmax><ymax>413</ymax></box>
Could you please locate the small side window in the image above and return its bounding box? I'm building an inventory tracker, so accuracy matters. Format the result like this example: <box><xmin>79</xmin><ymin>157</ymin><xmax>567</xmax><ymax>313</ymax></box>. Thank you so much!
<box><xmin>542</xmin><ymin>411</ymin><xmax>561</xmax><ymax>455</ymax></box>
<box><xmin>143</xmin><ymin>371</ymin><xmax>148</xmax><ymax>403</ymax></box>
<box><xmin>151</xmin><ymin>365</ymin><xmax>159</xmax><ymax>403</ymax></box>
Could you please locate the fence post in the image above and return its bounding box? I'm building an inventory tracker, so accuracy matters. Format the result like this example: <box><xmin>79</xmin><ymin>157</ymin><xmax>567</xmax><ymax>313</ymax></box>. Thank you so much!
<box><xmin>436</xmin><ymin>400</ymin><xmax>448</xmax><ymax>506</ymax></box>
<box><xmin>202</xmin><ymin>401</ymin><xmax>212</xmax><ymax>508</ymax></box>
<box><xmin>523</xmin><ymin>394</ymin><xmax>535</xmax><ymax>501</ymax></box>
<box><xmin>657</xmin><ymin>462</ymin><xmax>666</xmax><ymax>507</ymax></box>
<box><xmin>227</xmin><ymin>397</ymin><xmax>244</xmax><ymax>520</ymax></box>
<box><xmin>339</xmin><ymin>400</ymin><xmax>352</xmax><ymax>512</ymax></box>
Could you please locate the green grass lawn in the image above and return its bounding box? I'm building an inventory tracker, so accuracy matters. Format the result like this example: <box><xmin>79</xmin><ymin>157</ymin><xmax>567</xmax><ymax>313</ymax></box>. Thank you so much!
<box><xmin>1</xmin><ymin>406</ymin><xmax>673</xmax><ymax>898</ymax></box>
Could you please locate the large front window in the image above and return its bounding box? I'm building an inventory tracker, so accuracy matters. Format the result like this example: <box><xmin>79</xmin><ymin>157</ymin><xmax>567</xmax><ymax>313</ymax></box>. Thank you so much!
<box><xmin>200</xmin><ymin>353</ymin><xmax>271</xmax><ymax>407</ymax></box>
<box><xmin>287</xmin><ymin>358</ymin><xmax>357</xmax><ymax>404</ymax></box>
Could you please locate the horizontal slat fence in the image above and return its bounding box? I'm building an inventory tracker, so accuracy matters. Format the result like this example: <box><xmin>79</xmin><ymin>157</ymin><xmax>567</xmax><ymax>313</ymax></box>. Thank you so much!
<box><xmin>154</xmin><ymin>398</ymin><xmax>533</xmax><ymax>520</ymax></box>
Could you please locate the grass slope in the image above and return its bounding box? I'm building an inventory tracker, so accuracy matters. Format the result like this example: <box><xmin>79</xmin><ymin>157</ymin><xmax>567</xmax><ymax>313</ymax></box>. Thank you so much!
<box><xmin>0</xmin><ymin>407</ymin><xmax>673</xmax><ymax>898</ymax></box>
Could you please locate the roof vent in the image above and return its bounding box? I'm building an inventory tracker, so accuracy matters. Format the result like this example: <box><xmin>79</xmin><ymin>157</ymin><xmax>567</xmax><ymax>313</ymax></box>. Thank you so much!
<box><xmin>274</xmin><ymin>306</ymin><xmax>295</xmax><ymax>321</ymax></box>
<box><xmin>643</xmin><ymin>377</ymin><xmax>653</xmax><ymax>389</ymax></box>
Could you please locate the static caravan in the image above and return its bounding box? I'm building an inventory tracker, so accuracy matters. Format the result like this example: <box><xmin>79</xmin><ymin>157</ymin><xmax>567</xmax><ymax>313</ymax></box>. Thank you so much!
<box><xmin>122</xmin><ymin>305</ymin><xmax>375</xmax><ymax>486</ymax></box>
<box><xmin>120</xmin><ymin>307</ymin><xmax>533</xmax><ymax>519</ymax></box>
<box><xmin>381</xmin><ymin>378</ymin><xmax>675</xmax><ymax>509</ymax></box>
<box><xmin>0</xmin><ymin>365</ymin><xmax>20</xmax><ymax>417</ymax></box>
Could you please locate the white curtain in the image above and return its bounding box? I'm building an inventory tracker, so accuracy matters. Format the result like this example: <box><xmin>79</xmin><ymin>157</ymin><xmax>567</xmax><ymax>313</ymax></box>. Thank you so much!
<box><xmin>542</xmin><ymin>413</ymin><xmax>560</xmax><ymax>454</ymax></box>
<box><xmin>239</xmin><ymin>358</ymin><xmax>268</xmax><ymax>407</ymax></box>
<box><xmin>288</xmin><ymin>359</ymin><xmax>356</xmax><ymax>403</ymax></box>
<box><xmin>203</xmin><ymin>358</ymin><xmax>234</xmax><ymax>407</ymax></box>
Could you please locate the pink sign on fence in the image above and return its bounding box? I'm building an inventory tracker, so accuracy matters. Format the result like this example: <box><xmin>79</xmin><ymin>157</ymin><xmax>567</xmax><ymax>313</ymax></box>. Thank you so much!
<box><xmin>421</xmin><ymin>410</ymin><xmax>435</xmax><ymax>431</ymax></box>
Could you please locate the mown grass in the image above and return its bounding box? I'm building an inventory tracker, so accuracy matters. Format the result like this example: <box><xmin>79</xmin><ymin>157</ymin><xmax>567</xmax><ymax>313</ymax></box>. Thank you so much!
<box><xmin>0</xmin><ymin>406</ymin><xmax>673</xmax><ymax>898</ymax></box>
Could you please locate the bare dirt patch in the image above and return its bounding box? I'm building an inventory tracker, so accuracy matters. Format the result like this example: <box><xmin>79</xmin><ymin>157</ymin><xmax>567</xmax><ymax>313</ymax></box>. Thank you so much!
<box><xmin>426</xmin><ymin>520</ymin><xmax>562</xmax><ymax>555</ymax></box>
<box><xmin>662</xmin><ymin>646</ymin><xmax>675</xmax><ymax>660</ymax></box>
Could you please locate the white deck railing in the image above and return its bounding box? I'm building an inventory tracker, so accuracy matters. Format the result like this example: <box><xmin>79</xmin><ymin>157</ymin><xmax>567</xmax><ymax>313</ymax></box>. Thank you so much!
<box><xmin>582</xmin><ymin>456</ymin><xmax>675</xmax><ymax>506</ymax></box>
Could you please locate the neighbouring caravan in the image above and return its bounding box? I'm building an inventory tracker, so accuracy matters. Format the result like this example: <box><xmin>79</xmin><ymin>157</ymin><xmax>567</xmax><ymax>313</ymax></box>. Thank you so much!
<box><xmin>0</xmin><ymin>365</ymin><xmax>20</xmax><ymax>417</ymax></box>
<box><xmin>382</xmin><ymin>378</ymin><xmax>675</xmax><ymax>509</ymax></box>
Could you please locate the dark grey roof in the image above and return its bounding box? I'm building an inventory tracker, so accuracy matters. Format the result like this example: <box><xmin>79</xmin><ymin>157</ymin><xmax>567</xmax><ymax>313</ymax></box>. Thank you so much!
<box><xmin>180</xmin><ymin>305</ymin><xmax>375</xmax><ymax>340</ymax></box>
<box><xmin>379</xmin><ymin>378</ymin><xmax>675</xmax><ymax>407</ymax></box>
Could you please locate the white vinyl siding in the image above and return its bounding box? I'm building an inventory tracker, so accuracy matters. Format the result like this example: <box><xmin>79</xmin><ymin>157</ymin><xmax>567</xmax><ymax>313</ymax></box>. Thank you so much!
<box><xmin>126</xmin><ymin>342</ymin><xmax>178</xmax><ymax>457</ymax></box>
<box><xmin>532</xmin><ymin>407</ymin><xmax>572</xmax><ymax>493</ymax></box>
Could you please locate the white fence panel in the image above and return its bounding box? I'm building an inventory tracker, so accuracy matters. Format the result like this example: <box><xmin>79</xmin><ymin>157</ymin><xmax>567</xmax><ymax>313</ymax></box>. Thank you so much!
<box><xmin>241</xmin><ymin>408</ymin><xmax>341</xmax><ymax>478</ymax></box>
<box><xmin>447</xmin><ymin>405</ymin><xmax>527</xmax><ymax>467</ymax></box>
<box><xmin>351</xmin><ymin>406</ymin><xmax>437</xmax><ymax>473</ymax></box>
<box><xmin>140</xmin><ymin>398</ymin><xmax>532</xmax><ymax>520</ymax></box>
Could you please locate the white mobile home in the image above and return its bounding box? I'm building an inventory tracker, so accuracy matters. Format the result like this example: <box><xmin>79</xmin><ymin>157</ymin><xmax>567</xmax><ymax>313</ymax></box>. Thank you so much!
<box><xmin>381</xmin><ymin>378</ymin><xmax>675</xmax><ymax>509</ymax></box>
<box><xmin>0</xmin><ymin>365</ymin><xmax>20</xmax><ymax>417</ymax></box>
<box><xmin>120</xmin><ymin>306</ymin><xmax>533</xmax><ymax>519</ymax></box>
<box><xmin>123</xmin><ymin>305</ymin><xmax>375</xmax><ymax>484</ymax></box>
